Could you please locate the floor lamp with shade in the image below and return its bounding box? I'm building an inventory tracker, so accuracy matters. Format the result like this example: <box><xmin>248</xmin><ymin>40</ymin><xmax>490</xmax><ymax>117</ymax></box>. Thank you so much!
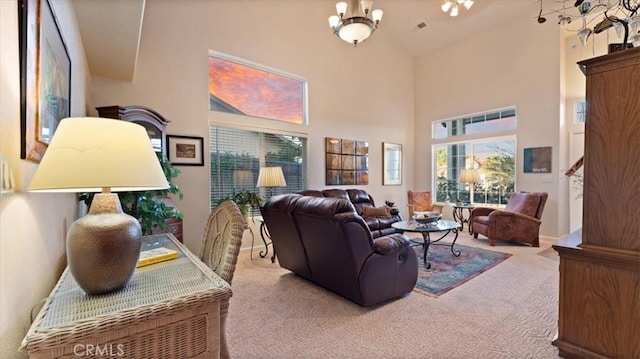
<box><xmin>458</xmin><ymin>168</ymin><xmax>480</xmax><ymax>204</ymax></box>
<box><xmin>28</xmin><ymin>117</ymin><xmax>169</xmax><ymax>295</ymax></box>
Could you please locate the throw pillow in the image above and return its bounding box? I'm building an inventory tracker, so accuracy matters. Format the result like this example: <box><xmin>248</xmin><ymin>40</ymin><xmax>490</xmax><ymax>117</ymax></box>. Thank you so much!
<box><xmin>362</xmin><ymin>206</ymin><xmax>391</xmax><ymax>218</ymax></box>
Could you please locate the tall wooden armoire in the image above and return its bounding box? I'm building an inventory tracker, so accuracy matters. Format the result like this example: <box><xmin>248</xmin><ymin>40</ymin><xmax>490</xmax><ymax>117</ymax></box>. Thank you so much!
<box><xmin>552</xmin><ymin>48</ymin><xmax>640</xmax><ymax>358</ymax></box>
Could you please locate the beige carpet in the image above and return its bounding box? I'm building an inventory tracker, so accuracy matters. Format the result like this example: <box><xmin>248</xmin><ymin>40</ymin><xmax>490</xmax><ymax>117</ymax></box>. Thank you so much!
<box><xmin>226</xmin><ymin>232</ymin><xmax>561</xmax><ymax>359</ymax></box>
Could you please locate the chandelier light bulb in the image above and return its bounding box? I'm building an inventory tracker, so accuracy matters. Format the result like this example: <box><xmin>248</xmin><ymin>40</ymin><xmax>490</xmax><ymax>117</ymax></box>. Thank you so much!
<box><xmin>577</xmin><ymin>27</ymin><xmax>592</xmax><ymax>46</ymax></box>
<box><xmin>336</xmin><ymin>1</ymin><xmax>348</xmax><ymax>17</ymax></box>
<box><xmin>372</xmin><ymin>9</ymin><xmax>383</xmax><ymax>23</ymax></box>
<box><xmin>450</xmin><ymin>4</ymin><xmax>459</xmax><ymax>17</ymax></box>
<box><xmin>361</xmin><ymin>0</ymin><xmax>373</xmax><ymax>15</ymax></box>
<box><xmin>629</xmin><ymin>15</ymin><xmax>640</xmax><ymax>35</ymax></box>
<box><xmin>613</xmin><ymin>21</ymin><xmax>624</xmax><ymax>38</ymax></box>
<box><xmin>329</xmin><ymin>15</ymin><xmax>340</xmax><ymax>28</ymax></box>
<box><xmin>442</xmin><ymin>0</ymin><xmax>473</xmax><ymax>16</ymax></box>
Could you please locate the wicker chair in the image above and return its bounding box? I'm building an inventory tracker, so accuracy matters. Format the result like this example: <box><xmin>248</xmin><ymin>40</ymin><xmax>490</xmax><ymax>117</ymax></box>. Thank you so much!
<box><xmin>200</xmin><ymin>200</ymin><xmax>245</xmax><ymax>359</ymax></box>
<box><xmin>407</xmin><ymin>190</ymin><xmax>443</xmax><ymax>218</ymax></box>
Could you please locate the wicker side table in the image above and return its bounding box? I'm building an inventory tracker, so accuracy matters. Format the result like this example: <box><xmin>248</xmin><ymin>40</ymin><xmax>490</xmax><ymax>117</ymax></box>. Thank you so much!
<box><xmin>21</xmin><ymin>233</ymin><xmax>232</xmax><ymax>359</ymax></box>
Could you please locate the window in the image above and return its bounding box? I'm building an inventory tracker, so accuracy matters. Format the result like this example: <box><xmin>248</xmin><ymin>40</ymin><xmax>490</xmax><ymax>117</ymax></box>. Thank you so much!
<box><xmin>433</xmin><ymin>108</ymin><xmax>516</xmax><ymax>139</ymax></box>
<box><xmin>210</xmin><ymin>126</ymin><xmax>307</xmax><ymax>212</ymax></box>
<box><xmin>432</xmin><ymin>107</ymin><xmax>517</xmax><ymax>205</ymax></box>
<box><xmin>434</xmin><ymin>138</ymin><xmax>515</xmax><ymax>205</ymax></box>
<box><xmin>575</xmin><ymin>100</ymin><xmax>586</xmax><ymax>124</ymax></box>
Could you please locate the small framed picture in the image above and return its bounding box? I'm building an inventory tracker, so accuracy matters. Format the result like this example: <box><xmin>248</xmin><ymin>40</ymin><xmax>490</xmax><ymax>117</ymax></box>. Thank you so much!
<box><xmin>166</xmin><ymin>135</ymin><xmax>204</xmax><ymax>166</ymax></box>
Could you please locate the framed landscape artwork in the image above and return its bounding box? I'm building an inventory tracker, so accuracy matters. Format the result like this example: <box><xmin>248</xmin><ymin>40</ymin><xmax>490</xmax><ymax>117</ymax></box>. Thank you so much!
<box><xmin>19</xmin><ymin>0</ymin><xmax>71</xmax><ymax>163</ymax></box>
<box><xmin>208</xmin><ymin>51</ymin><xmax>307</xmax><ymax>125</ymax></box>
<box><xmin>325</xmin><ymin>137</ymin><xmax>369</xmax><ymax>185</ymax></box>
<box><xmin>523</xmin><ymin>146</ymin><xmax>552</xmax><ymax>173</ymax></box>
<box><xmin>167</xmin><ymin>135</ymin><xmax>204</xmax><ymax>166</ymax></box>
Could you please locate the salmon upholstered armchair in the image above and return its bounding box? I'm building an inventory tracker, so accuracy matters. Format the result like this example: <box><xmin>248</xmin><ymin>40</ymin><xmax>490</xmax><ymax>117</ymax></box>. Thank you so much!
<box><xmin>469</xmin><ymin>192</ymin><xmax>548</xmax><ymax>247</ymax></box>
<box><xmin>407</xmin><ymin>190</ymin><xmax>443</xmax><ymax>218</ymax></box>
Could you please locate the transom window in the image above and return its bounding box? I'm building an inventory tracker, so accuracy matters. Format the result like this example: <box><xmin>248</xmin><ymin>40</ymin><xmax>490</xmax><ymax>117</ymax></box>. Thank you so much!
<box><xmin>433</xmin><ymin>108</ymin><xmax>516</xmax><ymax>139</ymax></box>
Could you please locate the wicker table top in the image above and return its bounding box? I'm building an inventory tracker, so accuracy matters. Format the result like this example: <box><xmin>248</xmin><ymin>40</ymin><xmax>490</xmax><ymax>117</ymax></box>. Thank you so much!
<box><xmin>21</xmin><ymin>233</ymin><xmax>232</xmax><ymax>352</ymax></box>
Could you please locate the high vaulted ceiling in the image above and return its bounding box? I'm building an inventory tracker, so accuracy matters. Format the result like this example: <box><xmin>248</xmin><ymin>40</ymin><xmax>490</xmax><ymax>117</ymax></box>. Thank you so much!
<box><xmin>72</xmin><ymin>1</ymin><xmax>542</xmax><ymax>81</ymax></box>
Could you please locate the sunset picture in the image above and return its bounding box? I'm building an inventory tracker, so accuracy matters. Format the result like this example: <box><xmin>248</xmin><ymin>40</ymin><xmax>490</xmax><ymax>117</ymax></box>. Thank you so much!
<box><xmin>208</xmin><ymin>54</ymin><xmax>305</xmax><ymax>124</ymax></box>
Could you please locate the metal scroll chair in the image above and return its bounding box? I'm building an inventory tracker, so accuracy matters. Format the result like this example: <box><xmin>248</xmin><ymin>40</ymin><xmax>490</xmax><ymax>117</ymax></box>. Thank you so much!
<box><xmin>200</xmin><ymin>200</ymin><xmax>245</xmax><ymax>359</ymax></box>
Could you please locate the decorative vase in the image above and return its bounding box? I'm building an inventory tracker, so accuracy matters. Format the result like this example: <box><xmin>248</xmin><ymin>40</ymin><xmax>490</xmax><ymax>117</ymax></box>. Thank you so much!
<box><xmin>67</xmin><ymin>193</ymin><xmax>142</xmax><ymax>295</ymax></box>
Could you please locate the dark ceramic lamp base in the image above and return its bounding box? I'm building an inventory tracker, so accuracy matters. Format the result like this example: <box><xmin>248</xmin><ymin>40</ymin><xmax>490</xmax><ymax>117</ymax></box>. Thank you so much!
<box><xmin>67</xmin><ymin>193</ymin><xmax>142</xmax><ymax>295</ymax></box>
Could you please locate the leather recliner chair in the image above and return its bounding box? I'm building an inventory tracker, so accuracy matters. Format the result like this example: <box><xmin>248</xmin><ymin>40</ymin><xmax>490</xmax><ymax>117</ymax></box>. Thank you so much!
<box><xmin>469</xmin><ymin>191</ymin><xmax>548</xmax><ymax>247</ymax></box>
<box><xmin>261</xmin><ymin>194</ymin><xmax>418</xmax><ymax>307</ymax></box>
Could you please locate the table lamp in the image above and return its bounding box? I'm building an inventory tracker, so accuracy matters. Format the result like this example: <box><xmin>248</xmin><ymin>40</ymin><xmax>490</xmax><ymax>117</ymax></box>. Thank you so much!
<box><xmin>28</xmin><ymin>117</ymin><xmax>169</xmax><ymax>295</ymax></box>
<box><xmin>256</xmin><ymin>166</ymin><xmax>286</xmax><ymax>198</ymax></box>
<box><xmin>458</xmin><ymin>168</ymin><xmax>480</xmax><ymax>204</ymax></box>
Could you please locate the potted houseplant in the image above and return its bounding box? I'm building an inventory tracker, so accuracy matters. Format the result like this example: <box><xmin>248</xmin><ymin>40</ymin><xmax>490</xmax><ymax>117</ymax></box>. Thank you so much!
<box><xmin>79</xmin><ymin>154</ymin><xmax>184</xmax><ymax>235</ymax></box>
<box><xmin>214</xmin><ymin>189</ymin><xmax>263</xmax><ymax>221</ymax></box>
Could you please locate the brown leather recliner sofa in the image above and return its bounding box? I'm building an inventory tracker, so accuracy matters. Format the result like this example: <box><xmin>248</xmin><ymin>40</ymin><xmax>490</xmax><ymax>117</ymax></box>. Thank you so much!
<box><xmin>298</xmin><ymin>188</ymin><xmax>402</xmax><ymax>238</ymax></box>
<box><xmin>260</xmin><ymin>193</ymin><xmax>418</xmax><ymax>307</ymax></box>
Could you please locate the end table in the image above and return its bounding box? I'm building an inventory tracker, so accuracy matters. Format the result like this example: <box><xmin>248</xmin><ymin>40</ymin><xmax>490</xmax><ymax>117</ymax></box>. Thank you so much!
<box><xmin>452</xmin><ymin>203</ymin><xmax>475</xmax><ymax>233</ymax></box>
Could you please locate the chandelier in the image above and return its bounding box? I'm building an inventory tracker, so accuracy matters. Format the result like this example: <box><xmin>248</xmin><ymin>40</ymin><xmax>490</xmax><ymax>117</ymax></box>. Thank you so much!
<box><xmin>328</xmin><ymin>0</ymin><xmax>383</xmax><ymax>46</ymax></box>
<box><xmin>537</xmin><ymin>0</ymin><xmax>640</xmax><ymax>48</ymax></box>
<box><xmin>441</xmin><ymin>0</ymin><xmax>475</xmax><ymax>17</ymax></box>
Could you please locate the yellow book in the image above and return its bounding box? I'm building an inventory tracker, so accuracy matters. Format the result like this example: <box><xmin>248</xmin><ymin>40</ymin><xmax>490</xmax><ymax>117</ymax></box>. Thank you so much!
<box><xmin>137</xmin><ymin>247</ymin><xmax>179</xmax><ymax>268</ymax></box>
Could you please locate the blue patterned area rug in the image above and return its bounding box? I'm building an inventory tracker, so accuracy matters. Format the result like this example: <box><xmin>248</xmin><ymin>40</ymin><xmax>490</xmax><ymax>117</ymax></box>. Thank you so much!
<box><xmin>413</xmin><ymin>243</ymin><xmax>512</xmax><ymax>297</ymax></box>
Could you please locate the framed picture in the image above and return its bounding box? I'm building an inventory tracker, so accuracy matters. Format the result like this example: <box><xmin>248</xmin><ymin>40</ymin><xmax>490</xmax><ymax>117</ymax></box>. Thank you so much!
<box><xmin>325</xmin><ymin>137</ymin><xmax>368</xmax><ymax>185</ymax></box>
<box><xmin>19</xmin><ymin>0</ymin><xmax>71</xmax><ymax>163</ymax></box>
<box><xmin>208</xmin><ymin>51</ymin><xmax>308</xmax><ymax>125</ymax></box>
<box><xmin>383</xmin><ymin>142</ymin><xmax>402</xmax><ymax>185</ymax></box>
<box><xmin>166</xmin><ymin>135</ymin><xmax>204</xmax><ymax>166</ymax></box>
<box><xmin>523</xmin><ymin>146</ymin><xmax>552</xmax><ymax>173</ymax></box>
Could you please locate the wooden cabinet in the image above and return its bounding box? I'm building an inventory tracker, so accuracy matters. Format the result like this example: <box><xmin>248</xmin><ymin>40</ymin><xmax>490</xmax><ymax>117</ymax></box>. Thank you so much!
<box><xmin>552</xmin><ymin>48</ymin><xmax>640</xmax><ymax>358</ymax></box>
<box><xmin>96</xmin><ymin>105</ymin><xmax>169</xmax><ymax>154</ymax></box>
<box><xmin>97</xmin><ymin>105</ymin><xmax>183</xmax><ymax>243</ymax></box>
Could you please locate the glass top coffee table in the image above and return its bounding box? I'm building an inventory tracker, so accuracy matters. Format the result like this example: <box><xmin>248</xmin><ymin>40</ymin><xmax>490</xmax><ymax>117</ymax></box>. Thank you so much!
<box><xmin>392</xmin><ymin>219</ymin><xmax>461</xmax><ymax>269</ymax></box>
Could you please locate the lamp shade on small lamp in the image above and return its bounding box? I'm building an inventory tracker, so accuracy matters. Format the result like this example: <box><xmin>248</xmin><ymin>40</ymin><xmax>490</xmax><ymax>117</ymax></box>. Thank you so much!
<box><xmin>28</xmin><ymin>117</ymin><xmax>169</xmax><ymax>295</ymax></box>
<box><xmin>256</xmin><ymin>166</ymin><xmax>287</xmax><ymax>188</ymax></box>
<box><xmin>458</xmin><ymin>168</ymin><xmax>480</xmax><ymax>204</ymax></box>
<box><xmin>458</xmin><ymin>168</ymin><xmax>480</xmax><ymax>184</ymax></box>
<box><xmin>257</xmin><ymin>166</ymin><xmax>286</xmax><ymax>198</ymax></box>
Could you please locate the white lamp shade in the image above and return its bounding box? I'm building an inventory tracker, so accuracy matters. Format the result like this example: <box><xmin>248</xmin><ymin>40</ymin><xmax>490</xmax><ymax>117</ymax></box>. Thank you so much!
<box><xmin>450</xmin><ymin>5</ymin><xmax>459</xmax><ymax>16</ymax></box>
<box><xmin>371</xmin><ymin>9</ymin><xmax>383</xmax><ymax>22</ymax></box>
<box><xmin>28</xmin><ymin>117</ymin><xmax>169</xmax><ymax>192</ymax></box>
<box><xmin>256</xmin><ymin>166</ymin><xmax>287</xmax><ymax>188</ymax></box>
<box><xmin>458</xmin><ymin>168</ymin><xmax>480</xmax><ymax>184</ymax></box>
<box><xmin>329</xmin><ymin>15</ymin><xmax>340</xmax><ymax>27</ymax></box>
<box><xmin>336</xmin><ymin>1</ymin><xmax>348</xmax><ymax>16</ymax></box>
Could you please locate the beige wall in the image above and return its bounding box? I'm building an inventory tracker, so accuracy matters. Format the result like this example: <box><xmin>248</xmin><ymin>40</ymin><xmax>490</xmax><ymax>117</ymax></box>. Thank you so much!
<box><xmin>89</xmin><ymin>0</ymin><xmax>416</xmax><ymax>253</ymax></box>
<box><xmin>0</xmin><ymin>0</ymin><xmax>89</xmax><ymax>357</ymax></box>
<box><xmin>414</xmin><ymin>10</ymin><xmax>565</xmax><ymax>238</ymax></box>
<box><xmin>1</xmin><ymin>1</ymin><xmax>622</xmax><ymax>355</ymax></box>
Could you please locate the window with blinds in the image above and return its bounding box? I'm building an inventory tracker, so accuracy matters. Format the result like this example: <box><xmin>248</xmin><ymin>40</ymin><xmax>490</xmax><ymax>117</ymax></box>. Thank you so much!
<box><xmin>209</xmin><ymin>126</ymin><xmax>308</xmax><ymax>213</ymax></box>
